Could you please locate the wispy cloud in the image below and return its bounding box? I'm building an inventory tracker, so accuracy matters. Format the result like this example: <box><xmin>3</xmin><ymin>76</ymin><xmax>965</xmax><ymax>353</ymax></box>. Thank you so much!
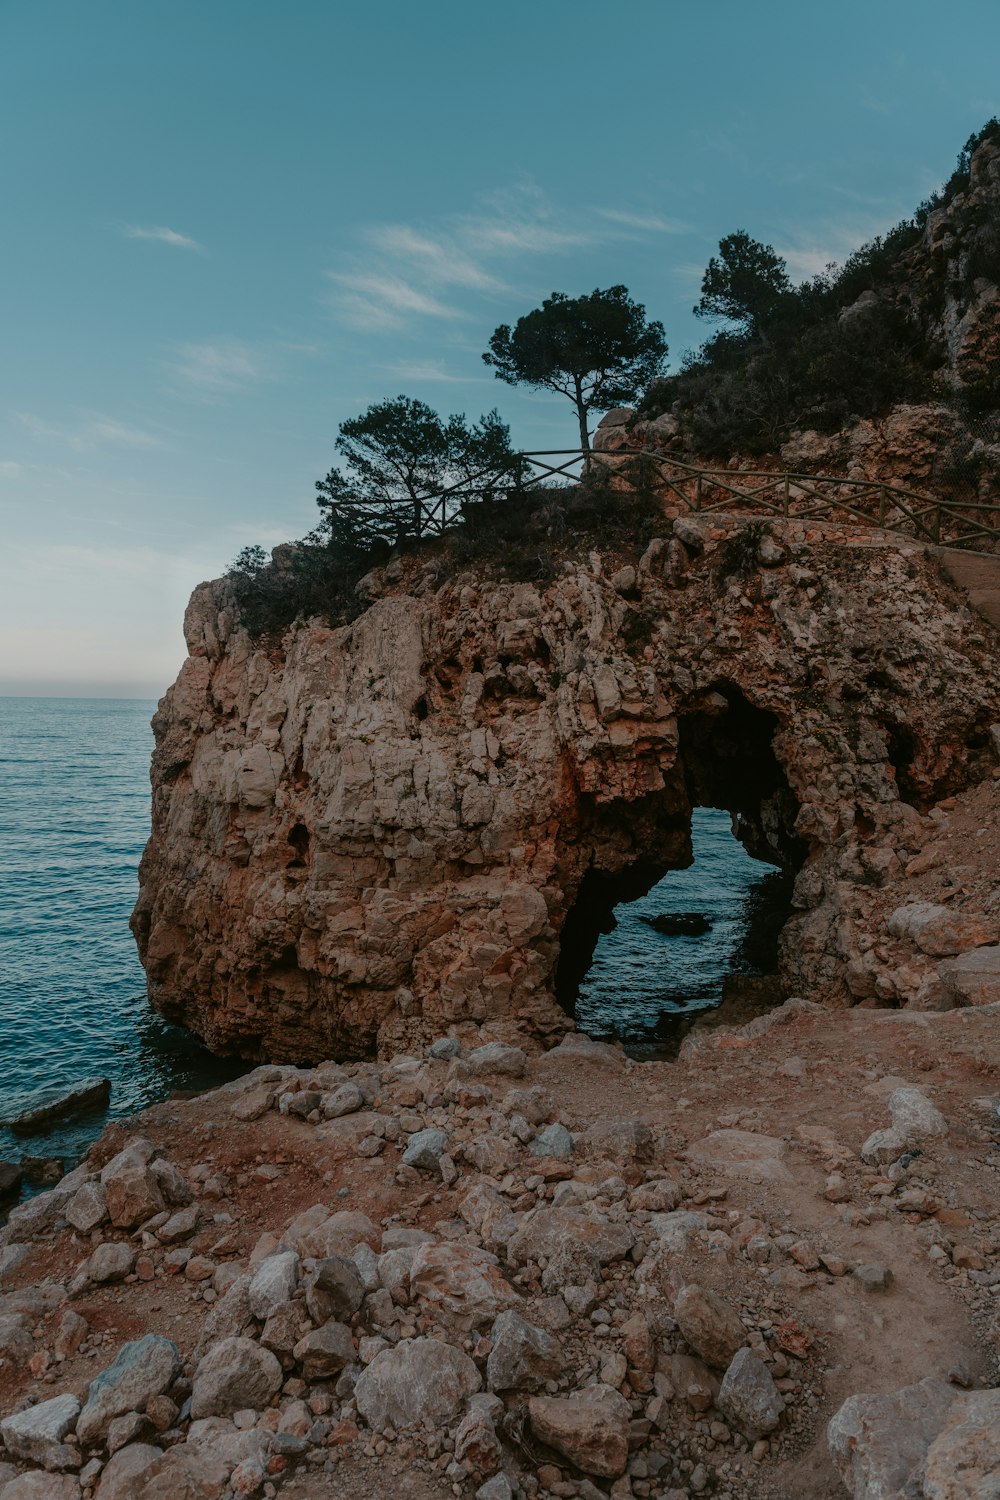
<box><xmin>596</xmin><ymin>209</ymin><xmax>691</xmax><ymax>235</ymax></box>
<box><xmin>125</xmin><ymin>224</ymin><xmax>203</xmax><ymax>251</ymax></box>
<box><xmin>327</xmin><ymin>180</ymin><xmax>599</xmax><ymax>333</ymax></box>
<box><xmin>384</xmin><ymin>359</ymin><xmax>475</xmax><ymax>383</ymax></box>
<box><xmin>0</xmin><ymin>461</ymin><xmax>21</xmax><ymax>476</ymax></box>
<box><xmin>779</xmin><ymin>246</ymin><xmax>837</xmax><ymax>280</ymax></box>
<box><xmin>328</xmin><ymin>273</ymin><xmax>465</xmax><ymax>331</ymax></box>
<box><xmin>15</xmin><ymin>411</ymin><xmax>164</xmax><ymax>452</ymax></box>
<box><xmin>368</xmin><ymin>227</ymin><xmax>504</xmax><ymax>291</ymax></box>
<box><xmin>671</xmin><ymin>261</ymin><xmax>710</xmax><ymax>286</ymax></box>
<box><xmin>168</xmin><ymin>339</ymin><xmax>268</xmax><ymax>394</ymax></box>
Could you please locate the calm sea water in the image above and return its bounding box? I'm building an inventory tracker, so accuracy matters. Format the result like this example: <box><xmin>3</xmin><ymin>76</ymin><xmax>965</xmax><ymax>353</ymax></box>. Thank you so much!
<box><xmin>576</xmin><ymin>806</ymin><xmax>789</xmax><ymax>1045</ymax></box>
<box><xmin>0</xmin><ymin>697</ymin><xmax>246</xmax><ymax>1183</ymax></box>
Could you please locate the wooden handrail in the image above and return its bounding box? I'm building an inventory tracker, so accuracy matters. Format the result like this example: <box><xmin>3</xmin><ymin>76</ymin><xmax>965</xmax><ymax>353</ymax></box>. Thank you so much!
<box><xmin>402</xmin><ymin>447</ymin><xmax>1000</xmax><ymax>553</ymax></box>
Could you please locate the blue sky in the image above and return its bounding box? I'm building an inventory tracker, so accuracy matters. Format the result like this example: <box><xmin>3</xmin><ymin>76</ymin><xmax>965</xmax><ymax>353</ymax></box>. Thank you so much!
<box><xmin>1</xmin><ymin>0</ymin><xmax>997</xmax><ymax>695</ymax></box>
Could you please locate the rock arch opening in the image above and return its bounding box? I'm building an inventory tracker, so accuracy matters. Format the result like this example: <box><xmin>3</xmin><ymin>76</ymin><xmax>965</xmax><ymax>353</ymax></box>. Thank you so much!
<box><xmin>555</xmin><ymin>684</ymin><xmax>805</xmax><ymax>1040</ymax></box>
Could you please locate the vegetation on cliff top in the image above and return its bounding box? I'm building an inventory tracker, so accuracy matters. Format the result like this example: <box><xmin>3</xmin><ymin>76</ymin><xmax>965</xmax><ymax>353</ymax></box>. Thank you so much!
<box><xmin>482</xmin><ymin>285</ymin><xmax>668</xmax><ymax>451</ymax></box>
<box><xmin>228</xmin><ymin>119</ymin><xmax>1000</xmax><ymax>641</ymax></box>
<box><xmin>638</xmin><ymin>118</ymin><xmax>1000</xmax><ymax>453</ymax></box>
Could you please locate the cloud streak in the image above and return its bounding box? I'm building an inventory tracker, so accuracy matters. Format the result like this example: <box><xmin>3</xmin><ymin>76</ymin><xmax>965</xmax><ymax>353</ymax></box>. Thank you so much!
<box><xmin>327</xmin><ymin>178</ymin><xmax>694</xmax><ymax>334</ymax></box>
<box><xmin>596</xmin><ymin>209</ymin><xmax>691</xmax><ymax>234</ymax></box>
<box><xmin>368</xmin><ymin>227</ymin><xmax>505</xmax><ymax>291</ymax></box>
<box><xmin>125</xmin><ymin>224</ymin><xmax>203</xmax><ymax>251</ymax></box>
<box><xmin>15</xmin><ymin>411</ymin><xmax>164</xmax><ymax>452</ymax></box>
<box><xmin>327</xmin><ymin>273</ymin><xmax>465</xmax><ymax>331</ymax></box>
<box><xmin>168</xmin><ymin>339</ymin><xmax>269</xmax><ymax>394</ymax></box>
<box><xmin>327</xmin><ymin>180</ymin><xmax>607</xmax><ymax>332</ymax></box>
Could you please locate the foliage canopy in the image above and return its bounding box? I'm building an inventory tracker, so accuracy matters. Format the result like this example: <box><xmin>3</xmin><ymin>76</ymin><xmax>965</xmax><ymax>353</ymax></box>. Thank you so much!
<box><xmin>314</xmin><ymin>395</ymin><xmax>525</xmax><ymax>550</ymax></box>
<box><xmin>483</xmin><ymin>286</ymin><xmax>668</xmax><ymax>449</ymax></box>
<box><xmin>693</xmin><ymin>231</ymin><xmax>792</xmax><ymax>333</ymax></box>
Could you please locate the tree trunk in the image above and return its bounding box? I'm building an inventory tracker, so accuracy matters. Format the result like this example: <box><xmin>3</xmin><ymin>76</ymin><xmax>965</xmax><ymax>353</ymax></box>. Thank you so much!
<box><xmin>574</xmin><ymin>378</ymin><xmax>590</xmax><ymax>461</ymax></box>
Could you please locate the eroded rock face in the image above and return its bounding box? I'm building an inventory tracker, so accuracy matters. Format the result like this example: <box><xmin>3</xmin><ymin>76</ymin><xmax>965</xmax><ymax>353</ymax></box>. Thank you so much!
<box><xmin>133</xmin><ymin>522</ymin><xmax>1000</xmax><ymax>1060</ymax></box>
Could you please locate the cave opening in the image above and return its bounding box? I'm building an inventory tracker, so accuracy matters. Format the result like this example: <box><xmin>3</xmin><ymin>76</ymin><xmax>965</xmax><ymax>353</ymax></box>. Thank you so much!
<box><xmin>554</xmin><ymin>684</ymin><xmax>804</xmax><ymax>1048</ymax></box>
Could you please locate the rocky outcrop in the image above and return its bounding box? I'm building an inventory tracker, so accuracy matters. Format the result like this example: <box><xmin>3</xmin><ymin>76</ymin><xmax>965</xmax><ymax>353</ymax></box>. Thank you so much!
<box><xmin>132</xmin><ymin>512</ymin><xmax>1000</xmax><ymax>1061</ymax></box>
<box><xmin>599</xmin><ymin>133</ymin><xmax>1000</xmax><ymax>509</ymax></box>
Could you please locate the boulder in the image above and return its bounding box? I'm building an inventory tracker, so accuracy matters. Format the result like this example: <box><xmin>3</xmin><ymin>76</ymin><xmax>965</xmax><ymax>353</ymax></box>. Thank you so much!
<box><xmin>0</xmin><ymin>1475</ymin><xmax>81</xmax><ymax>1500</ymax></box>
<box><xmin>861</xmin><ymin>1087</ymin><xmax>948</xmax><ymax>1165</ymax></box>
<box><xmin>528</xmin><ymin>1124</ymin><xmax>573</xmax><ymax>1160</ymax></box>
<box><xmin>284</xmin><ymin>1206</ymin><xmax>380</xmax><ymax>1259</ymax></box>
<box><xmin>92</xmin><ymin>1443</ymin><xmax>163</xmax><ymax>1500</ymax></box>
<box><xmin>409</xmin><ymin>1243</ymin><xmax>521</xmax><ymax>1330</ymax></box>
<box><xmin>464</xmin><ymin>1135</ymin><xmax>519</xmax><ymax>1175</ymax></box>
<box><xmin>923</xmin><ymin>1388</ymin><xmax>1000</xmax><ymax>1499</ymax></box>
<box><xmin>0</xmin><ymin>1393</ymin><xmax>81</xmax><ymax>1471</ymax></box>
<box><xmin>476</xmin><ymin>1478</ymin><xmax>513</xmax><ymax>1500</ymax></box>
<box><xmin>542</xmin><ymin>1034</ymin><xmax>623</xmax><ymax>1068</ymax></box>
<box><xmin>77</xmin><ymin>1334</ymin><xmax>181</xmax><ymax>1445</ymax></box>
<box><xmin>507</xmin><ymin>1208</ymin><xmax>635</xmax><ymax>1282</ymax></box>
<box><xmin>938</xmin><ymin>944</ymin><xmax>1000</xmax><ymax>1006</ymax></box>
<box><xmin>156</xmin><ymin>1205</ymin><xmax>199</xmax><ymax>1244</ymax></box>
<box><xmin>65</xmin><ymin>1182</ymin><xmax>109</xmax><ymax>1234</ymax></box>
<box><xmin>354</xmin><ymin>1337</ymin><xmax>482</xmax><ymax>1428</ymax></box>
<box><xmin>79</xmin><ymin>1241</ymin><xmax>134</xmax><ymax>1284</ymax></box>
<box><xmin>887</xmin><ymin>902</ymin><xmax>996</xmax><ymax>956</ymax></box>
<box><xmin>685</xmin><ymin>1130</ymin><xmax>791</xmax><ymax>1183</ymax></box>
<box><xmin>648</xmin><ymin>1210</ymin><xmax>707</xmax><ymax>1252</ymax></box>
<box><xmin>3</xmin><ymin>1077</ymin><xmax>110</xmax><ymax>1134</ymax></box>
<box><xmin>659</xmin><ymin>1353</ymin><xmax>720</xmax><ymax>1412</ymax></box>
<box><xmin>673</xmin><ymin>1284</ymin><xmax>745</xmax><ymax>1370</ymax></box>
<box><xmin>717</xmin><ymin>1348</ymin><xmax>785</xmax><ymax>1438</ymax></box>
<box><xmin>486</xmin><ymin>1311</ymin><xmax>563</xmax><ymax>1392</ymax></box>
<box><xmin>260</xmin><ymin>1301</ymin><xmax>307</xmax><ymax>1367</ymax></box>
<box><xmin>580</xmin><ymin>1116</ymin><xmax>653</xmax><ymax>1163</ymax></box>
<box><xmin>454</xmin><ymin>1407</ymin><xmax>503</xmax><ymax>1473</ymax></box>
<box><xmin>99</xmin><ymin>1141</ymin><xmax>166</xmax><ymax>1229</ymax></box>
<box><xmin>0</xmin><ymin>1313</ymin><xmax>34</xmax><ymax>1363</ymax></box>
<box><xmin>148</xmin><ymin>1157</ymin><xmax>191</xmax><ymax>1207</ymax></box>
<box><xmin>499</xmin><ymin>1087</ymin><xmax>554</xmax><ymax>1125</ymax></box>
<box><xmin>0</xmin><ymin>1164</ymin><xmax>22</xmax><ymax>1202</ymax></box>
<box><xmin>827</xmin><ymin>1377</ymin><xmax>956</xmax><ymax>1499</ymax></box>
<box><xmin>321</xmin><ymin>1083</ymin><xmax>364</xmax><ymax>1118</ymax></box>
<box><xmin>189</xmin><ymin>1337</ymin><xmax>282</xmax><ymax>1420</ymax></box>
<box><xmin>0</xmin><ymin>1245</ymin><xmax>29</xmax><ymax>1286</ymax></box>
<box><xmin>197</xmin><ymin>1274</ymin><xmax>254</xmax><ymax>1352</ymax></box>
<box><xmin>528</xmin><ymin>1384</ymin><xmax>631</xmax><ymax>1478</ymax></box>
<box><xmin>455</xmin><ymin>1043</ymin><xmax>527</xmax><ymax>1079</ymax></box>
<box><xmin>401</xmin><ymin>1128</ymin><xmax>448</xmax><ymax>1174</ymax></box>
<box><xmin>304</xmin><ymin>1254</ymin><xmax>365</xmax><ymax>1324</ymax></box>
<box><xmin>292</xmin><ymin>1322</ymin><xmax>354</xmax><ymax>1380</ymax></box>
<box><xmin>2</xmin><ymin>1182</ymin><xmax>76</xmax><ymax>1243</ymax></box>
<box><xmin>248</xmin><ymin>1251</ymin><xmax>299</xmax><ymax>1321</ymax></box>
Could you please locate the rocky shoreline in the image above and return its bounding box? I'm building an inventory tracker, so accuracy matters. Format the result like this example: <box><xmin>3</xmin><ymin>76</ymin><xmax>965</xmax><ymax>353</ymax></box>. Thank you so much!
<box><xmin>1</xmin><ymin>987</ymin><xmax>998</xmax><ymax>1500</ymax></box>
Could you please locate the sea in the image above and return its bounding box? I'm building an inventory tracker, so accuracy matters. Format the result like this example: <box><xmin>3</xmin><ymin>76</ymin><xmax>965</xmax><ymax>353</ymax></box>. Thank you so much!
<box><xmin>576</xmin><ymin>806</ymin><xmax>790</xmax><ymax>1046</ymax></box>
<box><xmin>0</xmin><ymin>697</ymin><xmax>787</xmax><ymax>1193</ymax></box>
<box><xmin>0</xmin><ymin>697</ymin><xmax>246</xmax><ymax>1184</ymax></box>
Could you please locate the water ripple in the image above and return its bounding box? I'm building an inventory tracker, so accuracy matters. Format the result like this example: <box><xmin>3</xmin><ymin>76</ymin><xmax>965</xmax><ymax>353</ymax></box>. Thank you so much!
<box><xmin>0</xmin><ymin>697</ymin><xmax>246</xmax><ymax>1176</ymax></box>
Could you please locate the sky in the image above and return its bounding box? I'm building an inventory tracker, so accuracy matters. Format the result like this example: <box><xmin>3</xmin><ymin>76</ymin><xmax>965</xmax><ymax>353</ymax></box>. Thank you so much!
<box><xmin>1</xmin><ymin>0</ymin><xmax>998</xmax><ymax>697</ymax></box>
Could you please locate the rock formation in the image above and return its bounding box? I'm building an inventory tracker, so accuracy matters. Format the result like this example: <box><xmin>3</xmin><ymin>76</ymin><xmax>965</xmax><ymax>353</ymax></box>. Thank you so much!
<box><xmin>132</xmin><ymin>512</ymin><xmax>1000</xmax><ymax>1062</ymax></box>
<box><xmin>601</xmin><ymin>129</ymin><xmax>1000</xmax><ymax>502</ymax></box>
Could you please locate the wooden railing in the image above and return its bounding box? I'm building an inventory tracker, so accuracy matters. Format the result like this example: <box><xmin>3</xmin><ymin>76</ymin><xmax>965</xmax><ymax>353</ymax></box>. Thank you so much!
<box><xmin>409</xmin><ymin>448</ymin><xmax>1000</xmax><ymax>553</ymax></box>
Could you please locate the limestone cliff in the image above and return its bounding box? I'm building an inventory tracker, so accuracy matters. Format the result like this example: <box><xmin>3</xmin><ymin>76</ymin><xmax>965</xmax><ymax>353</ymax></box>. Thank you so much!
<box><xmin>132</xmin><ymin>513</ymin><xmax>1000</xmax><ymax>1062</ymax></box>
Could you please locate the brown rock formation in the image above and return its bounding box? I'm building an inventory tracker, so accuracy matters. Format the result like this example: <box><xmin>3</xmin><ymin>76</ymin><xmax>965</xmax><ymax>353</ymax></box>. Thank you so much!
<box><xmin>132</xmin><ymin>514</ymin><xmax>1000</xmax><ymax>1062</ymax></box>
